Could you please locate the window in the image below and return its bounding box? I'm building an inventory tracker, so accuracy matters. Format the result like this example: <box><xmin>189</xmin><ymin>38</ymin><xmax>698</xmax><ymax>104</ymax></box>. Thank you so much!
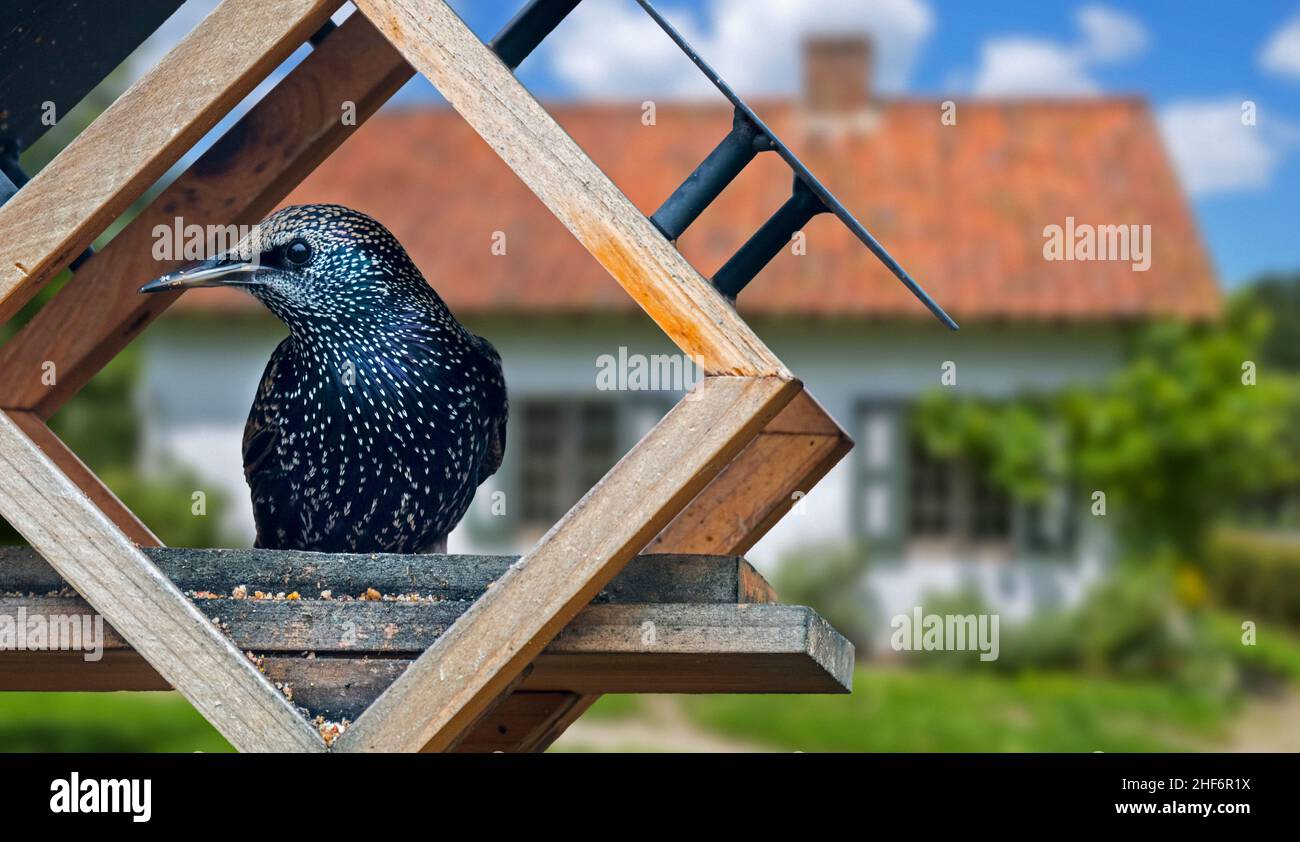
<box><xmin>855</xmin><ymin>402</ymin><xmax>1076</xmax><ymax>560</ymax></box>
<box><xmin>906</xmin><ymin>433</ymin><xmax>1014</xmax><ymax>554</ymax></box>
<box><xmin>518</xmin><ymin>399</ymin><xmax>621</xmax><ymax>530</ymax></box>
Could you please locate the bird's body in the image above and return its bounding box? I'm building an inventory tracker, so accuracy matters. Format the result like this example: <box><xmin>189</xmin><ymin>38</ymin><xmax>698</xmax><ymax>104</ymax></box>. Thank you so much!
<box><xmin>141</xmin><ymin>204</ymin><xmax>506</xmax><ymax>553</ymax></box>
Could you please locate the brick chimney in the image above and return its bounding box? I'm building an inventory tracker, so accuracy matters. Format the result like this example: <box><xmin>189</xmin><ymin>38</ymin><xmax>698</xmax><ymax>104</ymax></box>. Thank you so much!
<box><xmin>802</xmin><ymin>34</ymin><xmax>873</xmax><ymax>113</ymax></box>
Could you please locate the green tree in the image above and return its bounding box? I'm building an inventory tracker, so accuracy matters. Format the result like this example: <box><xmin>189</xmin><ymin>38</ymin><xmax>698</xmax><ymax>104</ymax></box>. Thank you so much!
<box><xmin>916</xmin><ymin>307</ymin><xmax>1299</xmax><ymax>567</ymax></box>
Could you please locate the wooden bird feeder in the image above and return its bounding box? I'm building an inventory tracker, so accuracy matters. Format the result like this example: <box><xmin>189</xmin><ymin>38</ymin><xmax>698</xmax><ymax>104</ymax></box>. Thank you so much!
<box><xmin>0</xmin><ymin>0</ymin><xmax>957</xmax><ymax>752</ymax></box>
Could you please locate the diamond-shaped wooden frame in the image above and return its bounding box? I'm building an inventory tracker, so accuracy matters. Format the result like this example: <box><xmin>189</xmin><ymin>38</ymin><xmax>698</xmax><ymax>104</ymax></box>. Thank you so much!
<box><xmin>0</xmin><ymin>0</ymin><xmax>853</xmax><ymax>752</ymax></box>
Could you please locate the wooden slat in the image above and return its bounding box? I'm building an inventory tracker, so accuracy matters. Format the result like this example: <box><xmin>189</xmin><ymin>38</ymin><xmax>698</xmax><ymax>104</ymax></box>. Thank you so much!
<box><xmin>0</xmin><ymin>0</ymin><xmax>343</xmax><ymax>327</ymax></box>
<box><xmin>6</xmin><ymin>411</ymin><xmax>160</xmax><ymax>547</ymax></box>
<box><xmin>334</xmin><ymin>375</ymin><xmax>800</xmax><ymax>752</ymax></box>
<box><xmin>0</xmin><ymin>547</ymin><xmax>770</xmax><ymax>606</ymax></box>
<box><xmin>530</xmin><ymin>604</ymin><xmax>854</xmax><ymax>693</ymax></box>
<box><xmin>651</xmin><ymin>389</ymin><xmax>853</xmax><ymax>555</ymax></box>
<box><xmin>0</xmin><ymin>599</ymin><xmax>854</xmax><ymax>700</ymax></box>
<box><xmin>0</xmin><ymin>13</ymin><xmax>413</xmax><ymax>415</ymax></box>
<box><xmin>0</xmin><ymin>410</ymin><xmax>323</xmax><ymax>752</ymax></box>
<box><xmin>352</xmin><ymin>0</ymin><xmax>787</xmax><ymax>378</ymax></box>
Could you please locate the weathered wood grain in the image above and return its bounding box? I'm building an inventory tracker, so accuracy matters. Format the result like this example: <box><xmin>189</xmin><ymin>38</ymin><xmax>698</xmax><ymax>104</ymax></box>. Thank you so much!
<box><xmin>352</xmin><ymin>0</ymin><xmax>787</xmax><ymax>378</ymax></box>
<box><xmin>0</xmin><ymin>547</ymin><xmax>771</xmax><ymax>606</ymax></box>
<box><xmin>522</xmin><ymin>388</ymin><xmax>851</xmax><ymax>752</ymax></box>
<box><xmin>482</xmin><ymin>388</ymin><xmax>851</xmax><ymax>752</ymax></box>
<box><xmin>531</xmin><ymin>603</ymin><xmax>854</xmax><ymax>694</ymax></box>
<box><xmin>6</xmin><ymin>412</ymin><xmax>160</xmax><ymax>547</ymax></box>
<box><xmin>0</xmin><ymin>599</ymin><xmax>853</xmax><ymax>706</ymax></box>
<box><xmin>0</xmin><ymin>13</ymin><xmax>413</xmax><ymax>415</ymax></box>
<box><xmin>334</xmin><ymin>375</ymin><xmax>799</xmax><ymax>751</ymax></box>
<box><xmin>0</xmin><ymin>0</ymin><xmax>343</xmax><ymax>326</ymax></box>
<box><xmin>451</xmin><ymin>692</ymin><xmax>590</xmax><ymax>753</ymax></box>
<box><xmin>0</xmin><ymin>410</ymin><xmax>323</xmax><ymax>751</ymax></box>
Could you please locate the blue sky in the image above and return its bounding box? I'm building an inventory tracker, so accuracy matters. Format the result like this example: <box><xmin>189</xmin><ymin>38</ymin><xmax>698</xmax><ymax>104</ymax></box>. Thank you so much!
<box><xmin>138</xmin><ymin>0</ymin><xmax>1300</xmax><ymax>288</ymax></box>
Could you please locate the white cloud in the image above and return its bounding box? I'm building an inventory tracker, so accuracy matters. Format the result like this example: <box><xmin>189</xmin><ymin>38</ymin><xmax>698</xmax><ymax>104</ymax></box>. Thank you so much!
<box><xmin>972</xmin><ymin>38</ymin><xmax>1099</xmax><ymax>96</ymax></box>
<box><xmin>1076</xmin><ymin>5</ymin><xmax>1148</xmax><ymax>62</ymax></box>
<box><xmin>1260</xmin><ymin>11</ymin><xmax>1300</xmax><ymax>79</ymax></box>
<box><xmin>971</xmin><ymin>4</ymin><xmax>1148</xmax><ymax>96</ymax></box>
<box><xmin>540</xmin><ymin>0</ymin><xmax>934</xmax><ymax>99</ymax></box>
<box><xmin>1158</xmin><ymin>99</ymin><xmax>1287</xmax><ymax>195</ymax></box>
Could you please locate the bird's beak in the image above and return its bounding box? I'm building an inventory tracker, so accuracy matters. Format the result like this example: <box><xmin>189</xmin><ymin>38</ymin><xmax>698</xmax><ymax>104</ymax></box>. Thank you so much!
<box><xmin>138</xmin><ymin>255</ymin><xmax>262</xmax><ymax>294</ymax></box>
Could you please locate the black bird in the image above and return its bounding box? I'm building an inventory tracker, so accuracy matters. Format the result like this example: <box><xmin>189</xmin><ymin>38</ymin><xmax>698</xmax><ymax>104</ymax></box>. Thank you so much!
<box><xmin>140</xmin><ymin>205</ymin><xmax>507</xmax><ymax>554</ymax></box>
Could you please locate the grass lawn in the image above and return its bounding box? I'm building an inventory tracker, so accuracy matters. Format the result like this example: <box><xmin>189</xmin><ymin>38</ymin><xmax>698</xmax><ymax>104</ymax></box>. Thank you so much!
<box><xmin>582</xmin><ymin>668</ymin><xmax>1239</xmax><ymax>752</ymax></box>
<box><xmin>0</xmin><ymin>692</ymin><xmax>232</xmax><ymax>753</ymax></box>
<box><xmin>0</xmin><ymin>653</ymin><xmax>1273</xmax><ymax>752</ymax></box>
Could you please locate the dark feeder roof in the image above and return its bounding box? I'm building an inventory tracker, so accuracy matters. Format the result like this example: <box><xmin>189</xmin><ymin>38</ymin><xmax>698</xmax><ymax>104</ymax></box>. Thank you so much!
<box><xmin>0</xmin><ymin>0</ymin><xmax>182</xmax><ymax>157</ymax></box>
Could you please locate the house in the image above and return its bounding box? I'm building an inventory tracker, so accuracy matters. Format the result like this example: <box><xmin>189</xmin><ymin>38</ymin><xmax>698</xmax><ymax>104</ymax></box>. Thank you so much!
<box><xmin>136</xmin><ymin>38</ymin><xmax>1219</xmax><ymax>629</ymax></box>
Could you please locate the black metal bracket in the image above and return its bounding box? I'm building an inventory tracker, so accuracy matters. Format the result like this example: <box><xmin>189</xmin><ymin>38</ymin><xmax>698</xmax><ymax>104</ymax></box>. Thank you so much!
<box><xmin>491</xmin><ymin>0</ymin><xmax>957</xmax><ymax>329</ymax></box>
<box><xmin>650</xmin><ymin>109</ymin><xmax>773</xmax><ymax>242</ymax></box>
<box><xmin>490</xmin><ymin>0</ymin><xmax>583</xmax><ymax>71</ymax></box>
<box><xmin>714</xmin><ymin>176</ymin><xmax>829</xmax><ymax>300</ymax></box>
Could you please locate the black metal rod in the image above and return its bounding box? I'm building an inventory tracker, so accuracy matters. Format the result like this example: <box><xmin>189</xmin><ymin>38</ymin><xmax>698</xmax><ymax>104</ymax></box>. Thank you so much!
<box><xmin>713</xmin><ymin>178</ymin><xmax>829</xmax><ymax>300</ymax></box>
<box><xmin>308</xmin><ymin>20</ymin><xmax>337</xmax><ymax>48</ymax></box>
<box><xmin>634</xmin><ymin>0</ymin><xmax>957</xmax><ymax>329</ymax></box>
<box><xmin>650</xmin><ymin>109</ymin><xmax>771</xmax><ymax>242</ymax></box>
<box><xmin>490</xmin><ymin>0</ymin><xmax>583</xmax><ymax>71</ymax></box>
<box><xmin>0</xmin><ymin>167</ymin><xmax>17</xmax><ymax>207</ymax></box>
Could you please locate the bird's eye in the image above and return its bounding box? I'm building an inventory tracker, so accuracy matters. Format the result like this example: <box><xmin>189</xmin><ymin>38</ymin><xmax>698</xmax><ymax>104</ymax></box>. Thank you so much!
<box><xmin>285</xmin><ymin>239</ymin><xmax>312</xmax><ymax>266</ymax></box>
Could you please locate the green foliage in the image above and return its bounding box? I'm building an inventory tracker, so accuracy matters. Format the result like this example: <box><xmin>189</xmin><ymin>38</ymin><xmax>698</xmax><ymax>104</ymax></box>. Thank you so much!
<box><xmin>1206</xmin><ymin>610</ymin><xmax>1300</xmax><ymax>686</ymax></box>
<box><xmin>773</xmin><ymin>542</ymin><xmax>874</xmax><ymax>652</ymax></box>
<box><xmin>1208</xmin><ymin>528</ymin><xmax>1300</xmax><ymax>628</ymax></box>
<box><xmin>916</xmin><ymin>311</ymin><xmax>1300</xmax><ymax>565</ymax></box>
<box><xmin>1239</xmin><ymin>272</ymin><xmax>1300</xmax><ymax>370</ymax></box>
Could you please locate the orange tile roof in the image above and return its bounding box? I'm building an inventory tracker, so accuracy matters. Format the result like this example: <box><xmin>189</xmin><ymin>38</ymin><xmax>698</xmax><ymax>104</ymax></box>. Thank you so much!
<box><xmin>172</xmin><ymin>98</ymin><xmax>1220</xmax><ymax>322</ymax></box>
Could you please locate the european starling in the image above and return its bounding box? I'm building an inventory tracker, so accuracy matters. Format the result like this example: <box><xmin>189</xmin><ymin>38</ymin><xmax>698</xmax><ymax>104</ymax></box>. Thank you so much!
<box><xmin>140</xmin><ymin>204</ymin><xmax>507</xmax><ymax>554</ymax></box>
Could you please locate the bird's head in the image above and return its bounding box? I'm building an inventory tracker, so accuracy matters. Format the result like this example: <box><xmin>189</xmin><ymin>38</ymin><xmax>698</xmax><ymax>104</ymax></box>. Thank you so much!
<box><xmin>139</xmin><ymin>204</ymin><xmax>442</xmax><ymax>334</ymax></box>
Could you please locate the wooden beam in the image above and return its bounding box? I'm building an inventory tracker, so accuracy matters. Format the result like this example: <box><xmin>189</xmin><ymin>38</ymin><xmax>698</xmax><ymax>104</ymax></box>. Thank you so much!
<box><xmin>650</xmin><ymin>389</ymin><xmax>853</xmax><ymax>555</ymax></box>
<box><xmin>0</xmin><ymin>564</ymin><xmax>854</xmax><ymax>701</ymax></box>
<box><xmin>0</xmin><ymin>600</ymin><xmax>855</xmax><ymax>698</ymax></box>
<box><xmin>5</xmin><ymin>411</ymin><xmax>160</xmax><ymax>547</ymax></box>
<box><xmin>0</xmin><ymin>410</ymin><xmax>324</xmax><ymax>752</ymax></box>
<box><xmin>352</xmin><ymin>0</ymin><xmax>787</xmax><ymax>378</ymax></box>
<box><xmin>334</xmin><ymin>375</ymin><xmax>800</xmax><ymax>752</ymax></box>
<box><xmin>0</xmin><ymin>13</ymin><xmax>413</xmax><ymax>416</ymax></box>
<box><xmin>0</xmin><ymin>0</ymin><xmax>343</xmax><ymax>326</ymax></box>
<box><xmin>520</xmin><ymin>388</ymin><xmax>852</xmax><ymax>752</ymax></box>
<box><xmin>452</xmin><ymin>693</ymin><xmax>592</xmax><ymax>753</ymax></box>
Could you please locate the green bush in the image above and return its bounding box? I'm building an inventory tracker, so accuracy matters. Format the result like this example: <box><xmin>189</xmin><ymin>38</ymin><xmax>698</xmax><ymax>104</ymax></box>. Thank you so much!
<box><xmin>1208</xmin><ymin>528</ymin><xmax>1300</xmax><ymax>628</ymax></box>
<box><xmin>904</xmin><ymin>567</ymin><xmax>1231</xmax><ymax>688</ymax></box>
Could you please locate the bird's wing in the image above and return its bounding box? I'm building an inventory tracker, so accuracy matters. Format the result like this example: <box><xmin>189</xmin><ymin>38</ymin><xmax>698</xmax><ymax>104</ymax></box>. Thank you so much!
<box><xmin>242</xmin><ymin>337</ymin><xmax>295</xmax><ymax>484</ymax></box>
<box><xmin>472</xmin><ymin>333</ymin><xmax>508</xmax><ymax>486</ymax></box>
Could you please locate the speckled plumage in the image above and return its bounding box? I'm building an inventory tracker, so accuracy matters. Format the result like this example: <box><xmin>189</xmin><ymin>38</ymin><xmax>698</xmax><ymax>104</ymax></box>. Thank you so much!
<box><xmin>209</xmin><ymin>205</ymin><xmax>506</xmax><ymax>553</ymax></box>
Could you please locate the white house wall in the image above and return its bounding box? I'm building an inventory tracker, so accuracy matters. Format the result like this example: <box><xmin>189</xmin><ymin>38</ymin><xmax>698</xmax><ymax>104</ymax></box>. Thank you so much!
<box><xmin>136</xmin><ymin>311</ymin><xmax>1125</xmax><ymax>619</ymax></box>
